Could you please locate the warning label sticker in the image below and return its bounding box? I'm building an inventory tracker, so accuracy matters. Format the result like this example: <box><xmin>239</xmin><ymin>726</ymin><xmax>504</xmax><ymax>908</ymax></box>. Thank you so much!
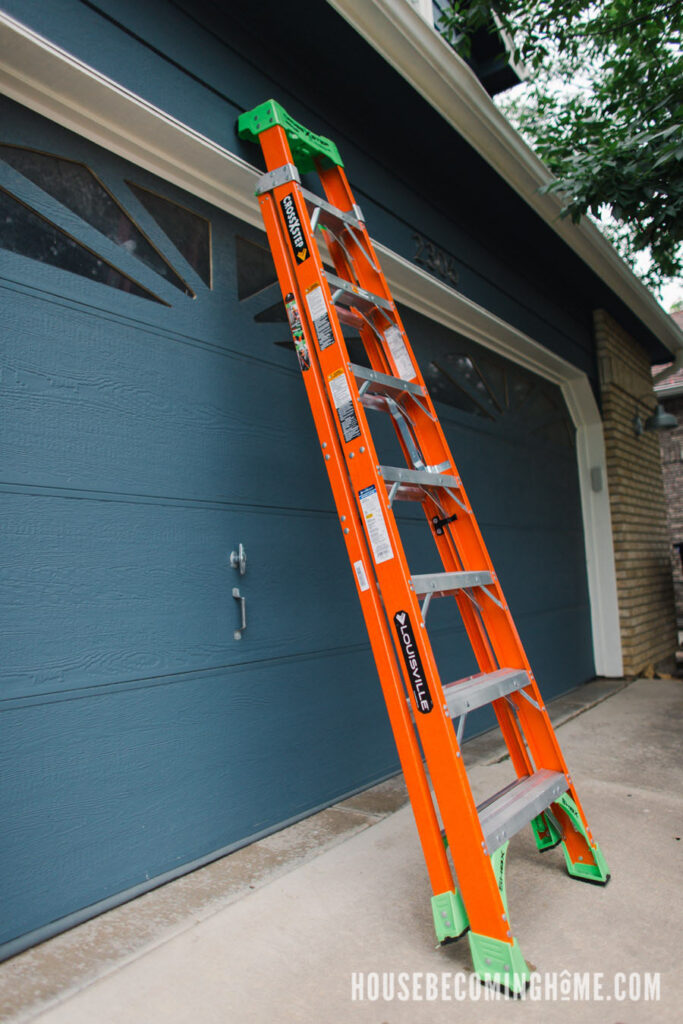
<box><xmin>328</xmin><ymin>369</ymin><xmax>361</xmax><ymax>443</ymax></box>
<box><xmin>306</xmin><ymin>285</ymin><xmax>335</xmax><ymax>350</ymax></box>
<box><xmin>358</xmin><ymin>485</ymin><xmax>393</xmax><ymax>564</ymax></box>
<box><xmin>384</xmin><ymin>325</ymin><xmax>415</xmax><ymax>381</ymax></box>
<box><xmin>280</xmin><ymin>193</ymin><xmax>309</xmax><ymax>264</ymax></box>
<box><xmin>353</xmin><ymin>560</ymin><xmax>370</xmax><ymax>592</ymax></box>
<box><xmin>284</xmin><ymin>292</ymin><xmax>310</xmax><ymax>371</ymax></box>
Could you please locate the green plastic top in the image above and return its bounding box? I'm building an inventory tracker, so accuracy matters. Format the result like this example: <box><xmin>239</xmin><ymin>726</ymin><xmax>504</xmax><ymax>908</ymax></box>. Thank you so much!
<box><xmin>237</xmin><ymin>99</ymin><xmax>343</xmax><ymax>174</ymax></box>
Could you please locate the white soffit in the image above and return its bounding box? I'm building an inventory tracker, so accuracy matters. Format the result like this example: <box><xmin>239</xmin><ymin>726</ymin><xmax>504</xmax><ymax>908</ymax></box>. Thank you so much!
<box><xmin>327</xmin><ymin>0</ymin><xmax>683</xmax><ymax>357</ymax></box>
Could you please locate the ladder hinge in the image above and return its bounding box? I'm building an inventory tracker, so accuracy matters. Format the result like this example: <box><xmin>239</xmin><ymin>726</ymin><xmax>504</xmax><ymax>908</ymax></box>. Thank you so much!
<box><xmin>255</xmin><ymin>163</ymin><xmax>301</xmax><ymax>196</ymax></box>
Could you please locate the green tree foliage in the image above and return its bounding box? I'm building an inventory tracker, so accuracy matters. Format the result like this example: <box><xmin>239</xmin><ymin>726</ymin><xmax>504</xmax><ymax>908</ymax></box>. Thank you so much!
<box><xmin>438</xmin><ymin>1</ymin><xmax>683</xmax><ymax>289</ymax></box>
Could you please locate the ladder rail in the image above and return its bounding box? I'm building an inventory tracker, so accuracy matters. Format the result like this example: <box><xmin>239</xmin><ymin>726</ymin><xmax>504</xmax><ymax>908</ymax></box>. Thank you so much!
<box><xmin>257</xmin><ymin>123</ymin><xmax>514</xmax><ymax>941</ymax></box>
<box><xmin>256</xmin><ymin>125</ymin><xmax>455</xmax><ymax>898</ymax></box>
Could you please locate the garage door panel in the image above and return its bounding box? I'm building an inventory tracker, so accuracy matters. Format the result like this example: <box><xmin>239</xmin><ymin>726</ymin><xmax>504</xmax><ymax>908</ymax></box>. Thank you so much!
<box><xmin>1</xmin><ymin>492</ymin><xmax>368</xmax><ymax>701</ymax></box>
<box><xmin>440</xmin><ymin>423</ymin><xmax>582</xmax><ymax>532</ymax></box>
<box><xmin>515</xmin><ymin>603</ymin><xmax>595</xmax><ymax>695</ymax></box>
<box><xmin>484</xmin><ymin>524</ymin><xmax>591</xmax><ymax>616</ymax></box>
<box><xmin>1</xmin><ymin>285</ymin><xmax>331</xmax><ymax>510</ymax></box>
<box><xmin>0</xmin><ymin>647</ymin><xmax>397</xmax><ymax>950</ymax></box>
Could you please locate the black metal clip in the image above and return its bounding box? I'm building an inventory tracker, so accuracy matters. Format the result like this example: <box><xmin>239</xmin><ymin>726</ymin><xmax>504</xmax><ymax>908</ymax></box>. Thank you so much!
<box><xmin>432</xmin><ymin>513</ymin><xmax>458</xmax><ymax>536</ymax></box>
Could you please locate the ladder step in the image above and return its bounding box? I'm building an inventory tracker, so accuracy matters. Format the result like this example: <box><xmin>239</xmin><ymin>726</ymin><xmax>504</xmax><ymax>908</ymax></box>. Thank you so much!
<box><xmin>411</xmin><ymin>570</ymin><xmax>493</xmax><ymax>598</ymax></box>
<box><xmin>324</xmin><ymin>271</ymin><xmax>393</xmax><ymax>314</ymax></box>
<box><xmin>379</xmin><ymin>466</ymin><xmax>461</xmax><ymax>501</ymax></box>
<box><xmin>478</xmin><ymin>770</ymin><xmax>569</xmax><ymax>852</ymax></box>
<box><xmin>443</xmin><ymin>668</ymin><xmax>530</xmax><ymax>719</ymax></box>
<box><xmin>350</xmin><ymin>362</ymin><xmax>425</xmax><ymax>399</ymax></box>
<box><xmin>301</xmin><ymin>187</ymin><xmax>364</xmax><ymax>232</ymax></box>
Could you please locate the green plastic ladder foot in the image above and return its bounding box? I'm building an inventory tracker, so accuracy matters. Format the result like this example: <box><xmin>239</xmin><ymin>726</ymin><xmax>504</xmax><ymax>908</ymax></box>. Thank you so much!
<box><xmin>555</xmin><ymin>794</ymin><xmax>611</xmax><ymax>885</ymax></box>
<box><xmin>564</xmin><ymin>843</ymin><xmax>611</xmax><ymax>885</ymax></box>
<box><xmin>468</xmin><ymin>932</ymin><xmax>530</xmax><ymax>996</ymax></box>
<box><xmin>431</xmin><ymin>889</ymin><xmax>469</xmax><ymax>944</ymax></box>
<box><xmin>531</xmin><ymin>811</ymin><xmax>562</xmax><ymax>852</ymax></box>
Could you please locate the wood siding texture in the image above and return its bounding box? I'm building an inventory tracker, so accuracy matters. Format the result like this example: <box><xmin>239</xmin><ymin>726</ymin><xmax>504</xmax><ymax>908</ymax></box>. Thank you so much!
<box><xmin>595</xmin><ymin>309</ymin><xmax>676</xmax><ymax>673</ymax></box>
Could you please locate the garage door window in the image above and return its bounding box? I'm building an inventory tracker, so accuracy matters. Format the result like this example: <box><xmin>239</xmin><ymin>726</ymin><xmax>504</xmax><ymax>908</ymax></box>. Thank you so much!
<box><xmin>426</xmin><ymin>342</ymin><xmax>575</xmax><ymax>449</ymax></box>
<box><xmin>0</xmin><ymin>185</ymin><xmax>163</xmax><ymax>302</ymax></box>
<box><xmin>128</xmin><ymin>182</ymin><xmax>212</xmax><ymax>288</ymax></box>
<box><xmin>0</xmin><ymin>145</ymin><xmax>194</xmax><ymax>297</ymax></box>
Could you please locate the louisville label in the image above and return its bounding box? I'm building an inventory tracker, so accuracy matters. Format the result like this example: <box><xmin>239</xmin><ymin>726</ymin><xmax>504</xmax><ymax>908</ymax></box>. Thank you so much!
<box><xmin>328</xmin><ymin>368</ymin><xmax>361</xmax><ymax>443</ymax></box>
<box><xmin>394</xmin><ymin>611</ymin><xmax>433</xmax><ymax>714</ymax></box>
<box><xmin>280</xmin><ymin>193</ymin><xmax>309</xmax><ymax>264</ymax></box>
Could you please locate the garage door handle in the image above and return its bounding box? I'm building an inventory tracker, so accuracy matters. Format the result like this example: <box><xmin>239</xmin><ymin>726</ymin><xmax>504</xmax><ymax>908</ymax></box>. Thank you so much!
<box><xmin>232</xmin><ymin>587</ymin><xmax>247</xmax><ymax>640</ymax></box>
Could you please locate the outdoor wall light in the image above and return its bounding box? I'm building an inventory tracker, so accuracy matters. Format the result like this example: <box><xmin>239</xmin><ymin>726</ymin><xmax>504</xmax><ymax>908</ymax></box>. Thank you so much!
<box><xmin>633</xmin><ymin>401</ymin><xmax>678</xmax><ymax>436</ymax></box>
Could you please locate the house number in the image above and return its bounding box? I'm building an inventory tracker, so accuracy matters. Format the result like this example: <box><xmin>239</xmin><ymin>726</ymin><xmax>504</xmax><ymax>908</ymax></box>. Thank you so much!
<box><xmin>413</xmin><ymin>234</ymin><xmax>459</xmax><ymax>287</ymax></box>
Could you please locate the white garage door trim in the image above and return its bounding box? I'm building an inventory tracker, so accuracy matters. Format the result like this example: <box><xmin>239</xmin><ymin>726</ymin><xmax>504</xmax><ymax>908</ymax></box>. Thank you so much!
<box><xmin>0</xmin><ymin>11</ymin><xmax>623</xmax><ymax>676</ymax></box>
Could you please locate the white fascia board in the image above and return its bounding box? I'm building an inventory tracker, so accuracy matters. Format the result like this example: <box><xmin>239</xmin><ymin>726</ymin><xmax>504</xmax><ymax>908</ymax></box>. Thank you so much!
<box><xmin>326</xmin><ymin>0</ymin><xmax>683</xmax><ymax>359</ymax></box>
<box><xmin>0</xmin><ymin>14</ymin><xmax>263</xmax><ymax>232</ymax></box>
<box><xmin>0</xmin><ymin>11</ymin><xmax>623</xmax><ymax>676</ymax></box>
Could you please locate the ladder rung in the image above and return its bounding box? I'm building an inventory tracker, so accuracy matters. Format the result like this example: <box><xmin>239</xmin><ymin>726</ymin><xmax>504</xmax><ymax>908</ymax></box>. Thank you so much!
<box><xmin>301</xmin><ymin>187</ymin><xmax>364</xmax><ymax>232</ymax></box>
<box><xmin>349</xmin><ymin>363</ymin><xmax>425</xmax><ymax>399</ymax></box>
<box><xmin>379</xmin><ymin>465</ymin><xmax>460</xmax><ymax>491</ymax></box>
<box><xmin>444</xmin><ymin>668</ymin><xmax>530</xmax><ymax>719</ymax></box>
<box><xmin>324</xmin><ymin>271</ymin><xmax>393</xmax><ymax>313</ymax></box>
<box><xmin>477</xmin><ymin>770</ymin><xmax>569</xmax><ymax>852</ymax></box>
<box><xmin>411</xmin><ymin>570</ymin><xmax>493</xmax><ymax>597</ymax></box>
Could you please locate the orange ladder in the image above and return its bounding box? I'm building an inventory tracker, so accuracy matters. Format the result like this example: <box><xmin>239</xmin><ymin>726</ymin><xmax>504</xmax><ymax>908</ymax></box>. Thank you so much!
<box><xmin>238</xmin><ymin>100</ymin><xmax>609</xmax><ymax>994</ymax></box>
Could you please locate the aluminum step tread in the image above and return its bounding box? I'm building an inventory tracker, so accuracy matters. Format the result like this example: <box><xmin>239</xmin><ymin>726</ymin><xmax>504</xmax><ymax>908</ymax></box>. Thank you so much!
<box><xmin>349</xmin><ymin>362</ymin><xmax>424</xmax><ymax>398</ymax></box>
<box><xmin>444</xmin><ymin>668</ymin><xmax>530</xmax><ymax>719</ymax></box>
<box><xmin>411</xmin><ymin>570</ymin><xmax>494</xmax><ymax>597</ymax></box>
<box><xmin>301</xmin><ymin>187</ymin><xmax>364</xmax><ymax>231</ymax></box>
<box><xmin>478</xmin><ymin>769</ymin><xmax>569</xmax><ymax>852</ymax></box>
<box><xmin>324</xmin><ymin>271</ymin><xmax>393</xmax><ymax>313</ymax></box>
<box><xmin>378</xmin><ymin>465</ymin><xmax>460</xmax><ymax>490</ymax></box>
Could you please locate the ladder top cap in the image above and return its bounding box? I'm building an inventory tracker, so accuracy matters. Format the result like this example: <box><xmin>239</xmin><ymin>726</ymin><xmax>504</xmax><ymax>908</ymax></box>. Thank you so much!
<box><xmin>237</xmin><ymin>100</ymin><xmax>344</xmax><ymax>173</ymax></box>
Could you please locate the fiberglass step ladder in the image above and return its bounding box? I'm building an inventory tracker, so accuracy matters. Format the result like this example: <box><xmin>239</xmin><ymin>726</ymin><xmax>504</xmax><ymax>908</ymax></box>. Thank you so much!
<box><xmin>238</xmin><ymin>100</ymin><xmax>609</xmax><ymax>994</ymax></box>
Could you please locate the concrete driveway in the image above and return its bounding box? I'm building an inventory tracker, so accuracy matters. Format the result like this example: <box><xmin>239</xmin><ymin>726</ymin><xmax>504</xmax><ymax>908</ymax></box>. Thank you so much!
<box><xmin>1</xmin><ymin>677</ymin><xmax>681</xmax><ymax>1023</ymax></box>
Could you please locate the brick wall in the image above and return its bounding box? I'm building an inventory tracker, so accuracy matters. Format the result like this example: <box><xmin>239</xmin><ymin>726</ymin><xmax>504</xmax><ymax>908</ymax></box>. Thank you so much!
<box><xmin>595</xmin><ymin>309</ymin><xmax>676</xmax><ymax>674</ymax></box>
<box><xmin>657</xmin><ymin>393</ymin><xmax>683</xmax><ymax>627</ymax></box>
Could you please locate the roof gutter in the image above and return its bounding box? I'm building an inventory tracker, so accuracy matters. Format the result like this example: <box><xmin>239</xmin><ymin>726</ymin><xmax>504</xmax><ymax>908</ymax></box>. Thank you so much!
<box><xmin>326</xmin><ymin>0</ymin><xmax>683</xmax><ymax>357</ymax></box>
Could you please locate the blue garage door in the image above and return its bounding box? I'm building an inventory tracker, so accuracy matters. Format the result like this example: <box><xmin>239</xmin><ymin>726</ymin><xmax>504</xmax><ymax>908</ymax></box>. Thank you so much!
<box><xmin>0</xmin><ymin>97</ymin><xmax>592</xmax><ymax>957</ymax></box>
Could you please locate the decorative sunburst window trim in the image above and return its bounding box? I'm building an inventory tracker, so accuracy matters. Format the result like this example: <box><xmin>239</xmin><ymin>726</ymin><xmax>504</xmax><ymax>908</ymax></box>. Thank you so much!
<box><xmin>0</xmin><ymin>142</ymin><xmax>198</xmax><ymax>299</ymax></box>
<box><xmin>0</xmin><ymin>183</ymin><xmax>168</xmax><ymax>304</ymax></box>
